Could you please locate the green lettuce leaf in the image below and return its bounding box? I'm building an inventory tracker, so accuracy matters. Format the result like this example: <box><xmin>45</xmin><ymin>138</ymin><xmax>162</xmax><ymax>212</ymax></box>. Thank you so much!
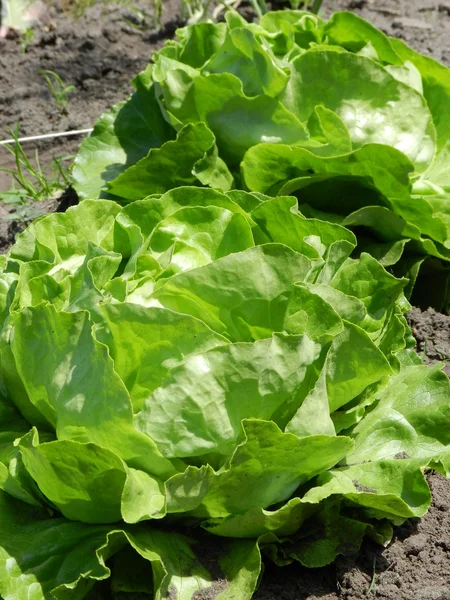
<box><xmin>73</xmin><ymin>85</ymin><xmax>174</xmax><ymax>200</ymax></box>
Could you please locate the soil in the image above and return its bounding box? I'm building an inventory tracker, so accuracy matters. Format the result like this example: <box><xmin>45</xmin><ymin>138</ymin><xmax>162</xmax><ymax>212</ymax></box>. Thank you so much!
<box><xmin>0</xmin><ymin>0</ymin><xmax>182</xmax><ymax>193</ymax></box>
<box><xmin>408</xmin><ymin>307</ymin><xmax>450</xmax><ymax>377</ymax></box>
<box><xmin>1</xmin><ymin>0</ymin><xmax>450</xmax><ymax>599</ymax></box>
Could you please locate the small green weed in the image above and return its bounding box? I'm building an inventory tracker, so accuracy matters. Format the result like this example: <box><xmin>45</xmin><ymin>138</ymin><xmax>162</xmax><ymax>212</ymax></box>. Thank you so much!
<box><xmin>0</xmin><ymin>129</ymin><xmax>72</xmax><ymax>221</ymax></box>
<box><xmin>287</xmin><ymin>0</ymin><xmax>323</xmax><ymax>12</ymax></box>
<box><xmin>248</xmin><ymin>0</ymin><xmax>268</xmax><ymax>19</ymax></box>
<box><xmin>362</xmin><ymin>556</ymin><xmax>377</xmax><ymax>599</ymax></box>
<box><xmin>40</xmin><ymin>69</ymin><xmax>76</xmax><ymax>114</ymax></box>
<box><xmin>20</xmin><ymin>27</ymin><xmax>35</xmax><ymax>53</ymax></box>
<box><xmin>121</xmin><ymin>3</ymin><xmax>158</xmax><ymax>30</ymax></box>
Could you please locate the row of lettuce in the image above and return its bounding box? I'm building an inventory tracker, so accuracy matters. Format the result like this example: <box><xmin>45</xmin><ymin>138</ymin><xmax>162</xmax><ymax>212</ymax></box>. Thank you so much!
<box><xmin>1</xmin><ymin>8</ymin><xmax>450</xmax><ymax>600</ymax></box>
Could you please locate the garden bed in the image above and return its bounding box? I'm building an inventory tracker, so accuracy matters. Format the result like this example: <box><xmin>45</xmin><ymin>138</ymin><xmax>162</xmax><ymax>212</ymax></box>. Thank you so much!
<box><xmin>1</xmin><ymin>0</ymin><xmax>450</xmax><ymax>598</ymax></box>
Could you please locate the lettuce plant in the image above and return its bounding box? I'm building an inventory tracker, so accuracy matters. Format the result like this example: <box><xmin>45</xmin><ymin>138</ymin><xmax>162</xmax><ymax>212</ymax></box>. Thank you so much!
<box><xmin>74</xmin><ymin>9</ymin><xmax>450</xmax><ymax>310</ymax></box>
<box><xmin>0</xmin><ymin>187</ymin><xmax>449</xmax><ymax>599</ymax></box>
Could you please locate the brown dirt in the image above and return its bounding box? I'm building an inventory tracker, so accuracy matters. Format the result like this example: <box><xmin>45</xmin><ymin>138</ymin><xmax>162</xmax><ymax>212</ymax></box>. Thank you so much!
<box><xmin>1</xmin><ymin>1</ymin><xmax>450</xmax><ymax>599</ymax></box>
<box><xmin>0</xmin><ymin>0</ymin><xmax>181</xmax><ymax>248</ymax></box>
<box><xmin>408</xmin><ymin>307</ymin><xmax>450</xmax><ymax>377</ymax></box>
<box><xmin>0</xmin><ymin>0</ymin><xmax>182</xmax><ymax>192</ymax></box>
